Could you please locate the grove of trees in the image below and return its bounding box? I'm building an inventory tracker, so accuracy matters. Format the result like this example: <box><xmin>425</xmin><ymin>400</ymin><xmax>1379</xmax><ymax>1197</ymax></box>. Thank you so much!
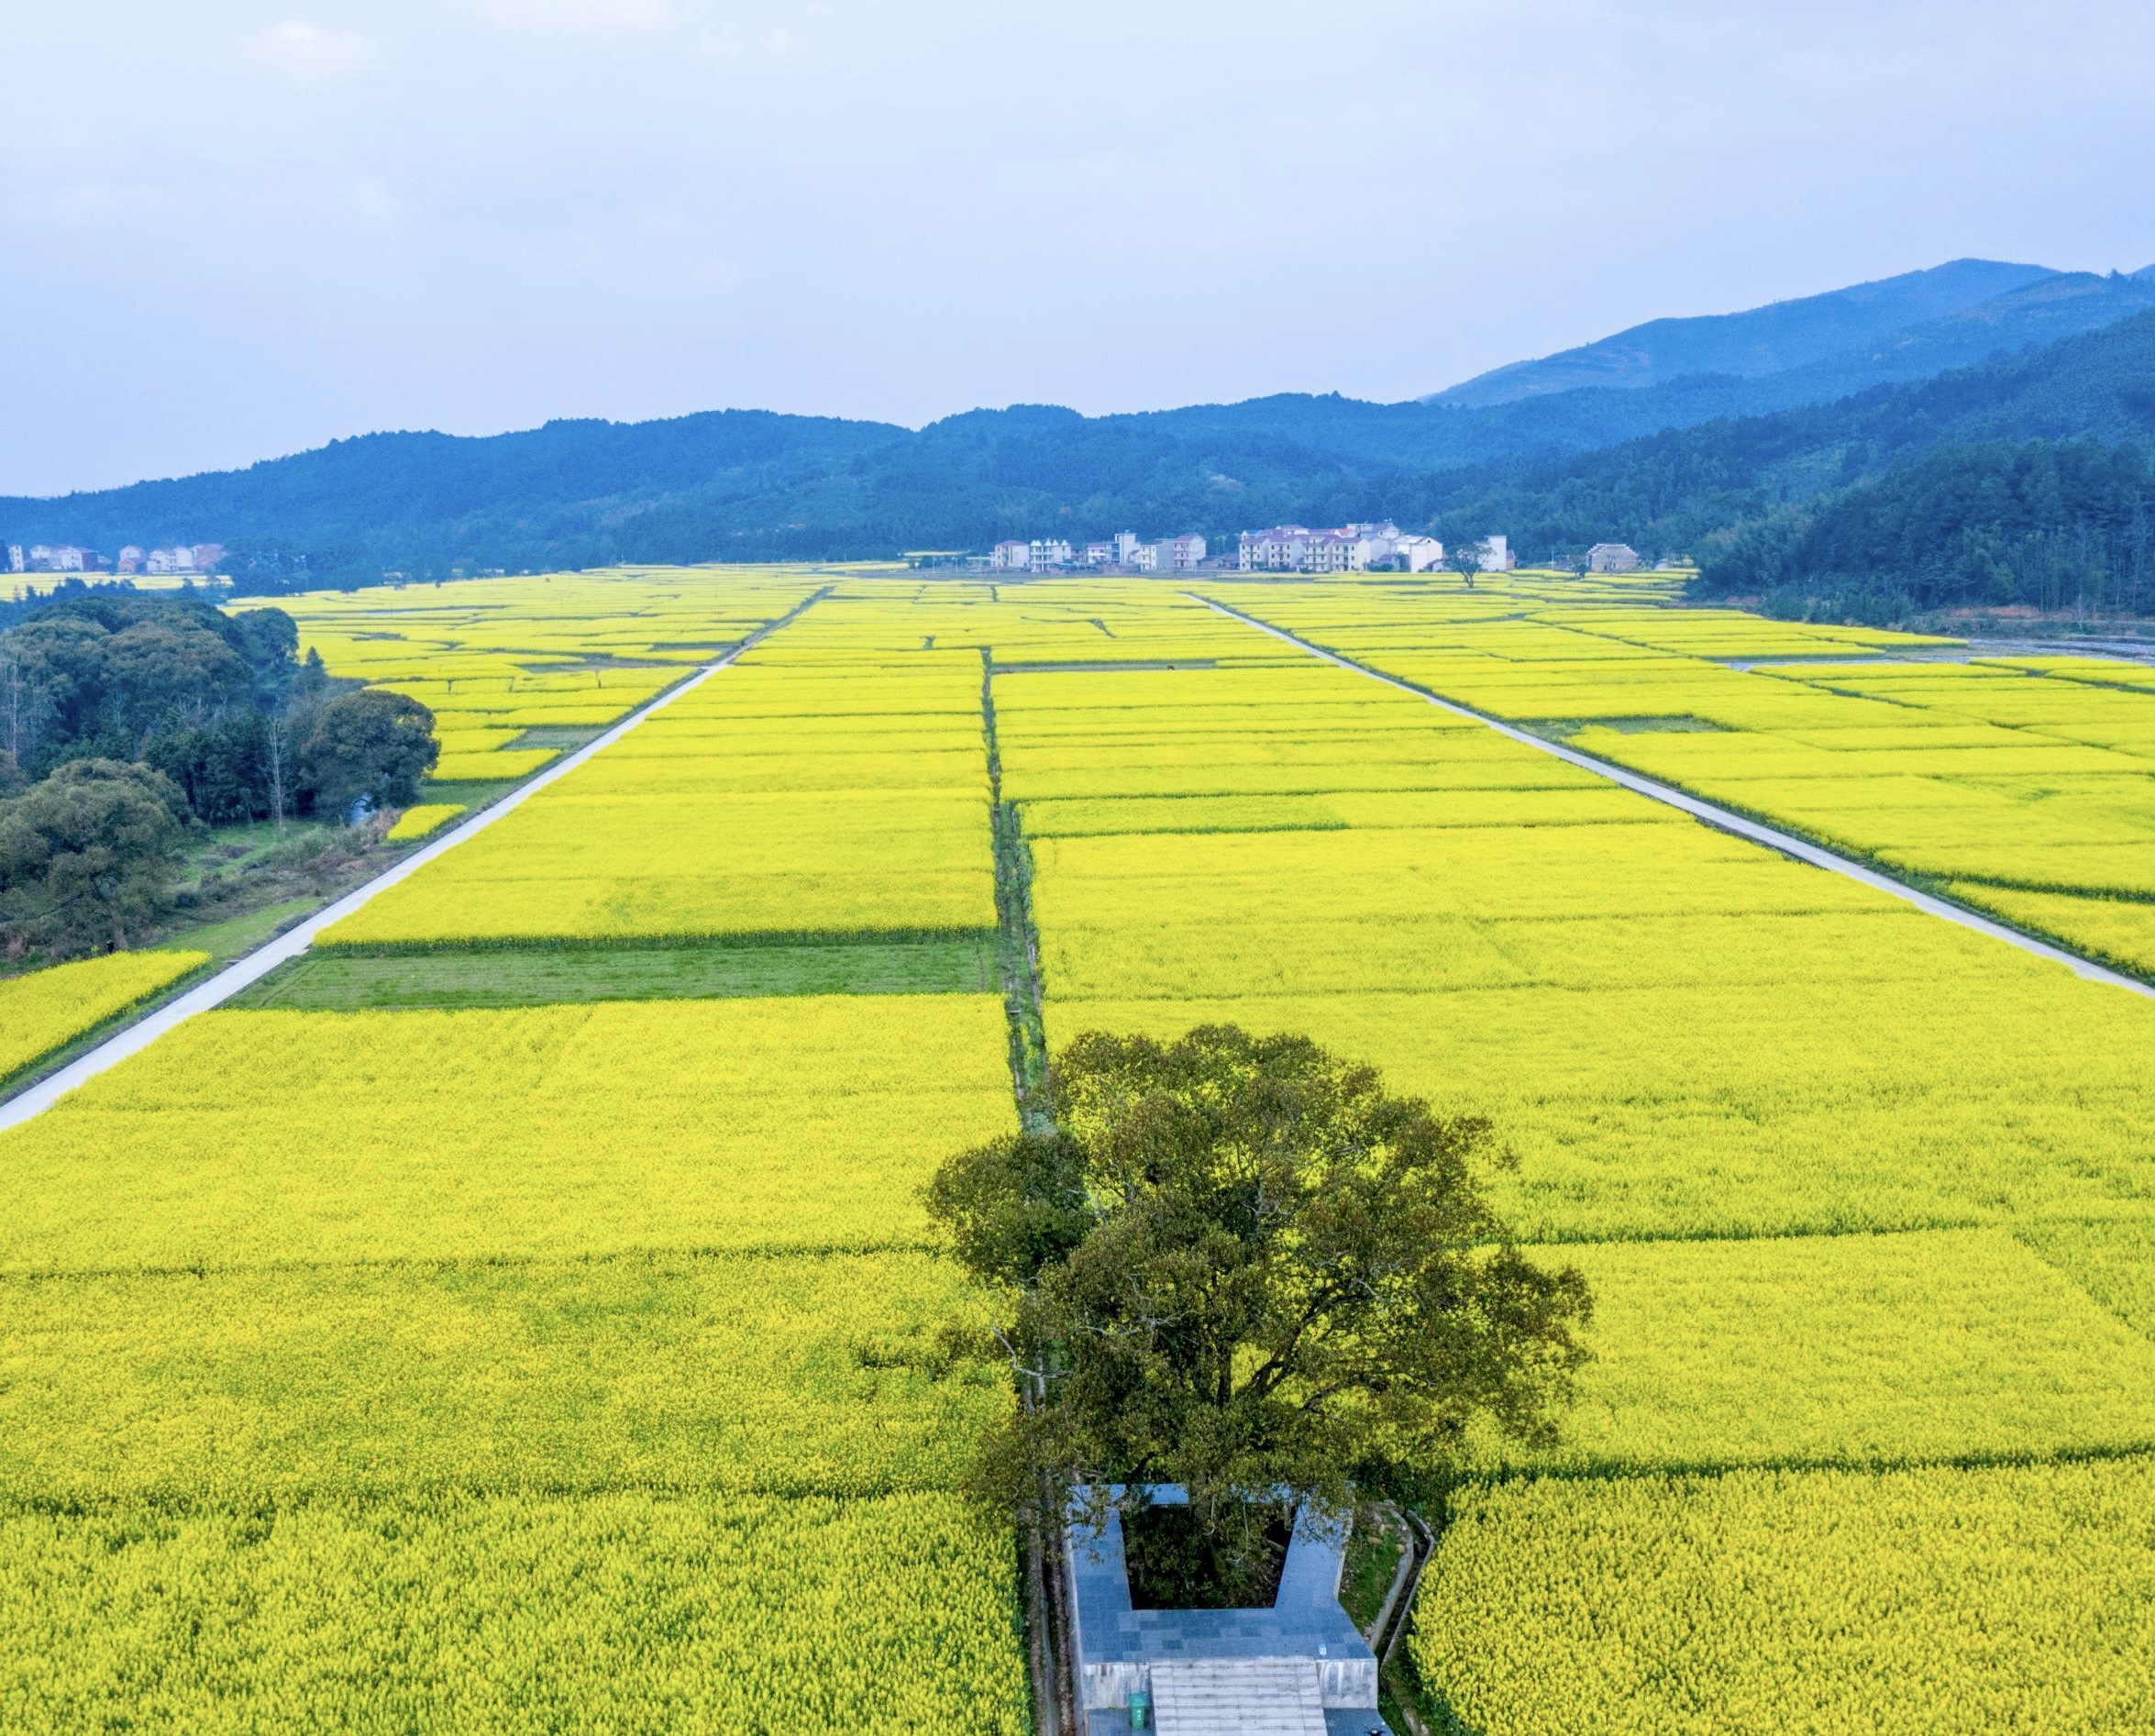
<box><xmin>0</xmin><ymin>591</ymin><xmax>437</xmax><ymax>956</ymax></box>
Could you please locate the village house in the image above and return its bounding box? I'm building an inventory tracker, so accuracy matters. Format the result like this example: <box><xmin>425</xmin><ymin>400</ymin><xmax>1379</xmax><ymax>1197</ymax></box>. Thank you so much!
<box><xmin>1239</xmin><ymin>522</ymin><xmax>1447</xmax><ymax>573</ymax></box>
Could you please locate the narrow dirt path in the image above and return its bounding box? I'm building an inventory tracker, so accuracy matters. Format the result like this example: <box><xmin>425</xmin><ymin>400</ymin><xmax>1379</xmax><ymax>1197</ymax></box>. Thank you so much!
<box><xmin>1193</xmin><ymin>593</ymin><xmax>2155</xmax><ymax>1001</ymax></box>
<box><xmin>0</xmin><ymin>588</ymin><xmax>830</xmax><ymax>1133</ymax></box>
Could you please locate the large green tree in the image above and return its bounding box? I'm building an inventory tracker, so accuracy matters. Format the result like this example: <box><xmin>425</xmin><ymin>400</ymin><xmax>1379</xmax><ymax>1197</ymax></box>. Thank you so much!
<box><xmin>924</xmin><ymin>1025</ymin><xmax>1592</xmax><ymax>1588</ymax></box>
<box><xmin>0</xmin><ymin>758</ymin><xmax>193</xmax><ymax>955</ymax></box>
<box><xmin>299</xmin><ymin>689</ymin><xmax>439</xmax><ymax>819</ymax></box>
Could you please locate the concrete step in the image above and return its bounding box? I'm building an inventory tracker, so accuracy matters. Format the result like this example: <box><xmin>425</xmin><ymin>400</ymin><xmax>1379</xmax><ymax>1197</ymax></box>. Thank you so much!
<box><xmin>1151</xmin><ymin>1659</ymin><xmax>1328</xmax><ymax>1736</ymax></box>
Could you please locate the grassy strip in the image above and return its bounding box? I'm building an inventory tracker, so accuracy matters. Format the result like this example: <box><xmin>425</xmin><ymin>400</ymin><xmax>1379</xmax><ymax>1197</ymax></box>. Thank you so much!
<box><xmin>508</xmin><ymin>724</ymin><xmax>606</xmax><ymax>750</ymax></box>
<box><xmin>983</xmin><ymin>651</ymin><xmax>1050</xmax><ymax>1114</ymax></box>
<box><xmin>310</xmin><ymin>923</ymin><xmax>998</xmax><ymax>957</ymax></box>
<box><xmin>230</xmin><ymin>937</ymin><xmax>998</xmax><ymax>1009</ymax></box>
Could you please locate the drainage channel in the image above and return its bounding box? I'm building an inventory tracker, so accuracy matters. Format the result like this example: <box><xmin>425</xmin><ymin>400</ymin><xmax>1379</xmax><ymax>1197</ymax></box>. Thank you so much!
<box><xmin>0</xmin><ymin>586</ymin><xmax>833</xmax><ymax>1132</ymax></box>
<box><xmin>1190</xmin><ymin>592</ymin><xmax>2155</xmax><ymax>1002</ymax></box>
<box><xmin>979</xmin><ymin>647</ymin><xmax>1081</xmax><ymax>1735</ymax></box>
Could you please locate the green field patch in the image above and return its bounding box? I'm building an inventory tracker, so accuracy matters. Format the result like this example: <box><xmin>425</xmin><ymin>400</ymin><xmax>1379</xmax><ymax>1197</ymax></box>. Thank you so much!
<box><xmin>167</xmin><ymin>898</ymin><xmax>318</xmax><ymax>962</ymax></box>
<box><xmin>1534</xmin><ymin>713</ymin><xmax>1730</xmax><ymax>738</ymax></box>
<box><xmin>232</xmin><ymin>936</ymin><xmax>997</xmax><ymax>1009</ymax></box>
<box><xmin>414</xmin><ymin>776</ymin><xmax>527</xmax><ymax>802</ymax></box>
<box><xmin>509</xmin><ymin>724</ymin><xmax>606</xmax><ymax>751</ymax></box>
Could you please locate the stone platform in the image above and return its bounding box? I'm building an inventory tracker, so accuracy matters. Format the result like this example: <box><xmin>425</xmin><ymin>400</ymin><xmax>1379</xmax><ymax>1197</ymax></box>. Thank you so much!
<box><xmin>1065</xmin><ymin>1487</ymin><xmax>1394</xmax><ymax>1736</ymax></box>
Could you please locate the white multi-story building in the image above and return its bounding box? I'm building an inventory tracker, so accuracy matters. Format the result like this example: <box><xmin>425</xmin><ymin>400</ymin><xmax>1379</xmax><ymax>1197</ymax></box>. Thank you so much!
<box><xmin>6</xmin><ymin>546</ymin><xmax>22</xmax><ymax>574</ymax></box>
<box><xmin>1128</xmin><ymin>533</ymin><xmax>1208</xmax><ymax>574</ymax></box>
<box><xmin>1158</xmin><ymin>533</ymin><xmax>1207</xmax><ymax>571</ymax></box>
<box><xmin>1240</xmin><ymin>522</ymin><xmax>1440</xmax><ymax>573</ymax></box>
<box><xmin>1028</xmin><ymin>539</ymin><xmax>1076</xmax><ymax>571</ymax></box>
<box><xmin>990</xmin><ymin>540</ymin><xmax>1031</xmax><ymax>570</ymax></box>
<box><xmin>1478</xmin><ymin>535</ymin><xmax>1515</xmax><ymax>572</ymax></box>
<box><xmin>144</xmin><ymin>547</ymin><xmax>199</xmax><ymax>574</ymax></box>
<box><xmin>1082</xmin><ymin>540</ymin><xmax>1117</xmax><ymax>566</ymax></box>
<box><xmin>1393</xmin><ymin>534</ymin><xmax>1445</xmax><ymax>572</ymax></box>
<box><xmin>27</xmin><ymin>545</ymin><xmax>88</xmax><ymax>572</ymax></box>
<box><xmin>1239</xmin><ymin>525</ymin><xmax>1312</xmax><ymax>570</ymax></box>
<box><xmin>1113</xmin><ymin>530</ymin><xmax>1142</xmax><ymax>565</ymax></box>
<box><xmin>1586</xmin><ymin>542</ymin><xmax>1641</xmax><ymax>573</ymax></box>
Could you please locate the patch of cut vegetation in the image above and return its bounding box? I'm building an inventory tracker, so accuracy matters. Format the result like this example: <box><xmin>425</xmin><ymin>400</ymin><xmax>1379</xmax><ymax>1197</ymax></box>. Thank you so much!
<box><xmin>232</xmin><ymin>937</ymin><xmax>998</xmax><ymax>1009</ymax></box>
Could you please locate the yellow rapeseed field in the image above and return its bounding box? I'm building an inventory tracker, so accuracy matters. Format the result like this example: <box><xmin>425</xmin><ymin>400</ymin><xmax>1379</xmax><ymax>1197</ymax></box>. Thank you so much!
<box><xmin>384</xmin><ymin>802</ymin><xmax>467</xmax><ymax>841</ymax></box>
<box><xmin>1413</xmin><ymin>1457</ymin><xmax>2155</xmax><ymax>1734</ymax></box>
<box><xmin>16</xmin><ymin>570</ymin><xmax>2155</xmax><ymax>1731</ymax></box>
<box><xmin>0</xmin><ymin>950</ymin><xmax>208</xmax><ymax>1084</ymax></box>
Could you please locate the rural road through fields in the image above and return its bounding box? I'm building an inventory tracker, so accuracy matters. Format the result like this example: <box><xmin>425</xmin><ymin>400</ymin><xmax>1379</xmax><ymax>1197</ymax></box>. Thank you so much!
<box><xmin>1195</xmin><ymin>593</ymin><xmax>2155</xmax><ymax>1002</ymax></box>
<box><xmin>0</xmin><ymin>588</ymin><xmax>830</xmax><ymax>1133</ymax></box>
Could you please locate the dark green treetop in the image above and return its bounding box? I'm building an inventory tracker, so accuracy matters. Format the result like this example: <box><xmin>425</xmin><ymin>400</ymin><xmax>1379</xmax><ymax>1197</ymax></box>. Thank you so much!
<box><xmin>925</xmin><ymin>1024</ymin><xmax>1593</xmax><ymax>1581</ymax></box>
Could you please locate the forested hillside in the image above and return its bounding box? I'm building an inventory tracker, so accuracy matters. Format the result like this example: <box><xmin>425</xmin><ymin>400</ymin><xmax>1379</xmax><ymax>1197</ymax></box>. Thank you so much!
<box><xmin>9</xmin><ymin>269</ymin><xmax>2155</xmax><ymax>586</ymax></box>
<box><xmin>1412</xmin><ymin>311</ymin><xmax>2155</xmax><ymax>617</ymax></box>
<box><xmin>6</xmin><ymin>286</ymin><xmax>2155</xmax><ymax>622</ymax></box>
<box><xmin>1694</xmin><ymin>442</ymin><xmax>2155</xmax><ymax>618</ymax></box>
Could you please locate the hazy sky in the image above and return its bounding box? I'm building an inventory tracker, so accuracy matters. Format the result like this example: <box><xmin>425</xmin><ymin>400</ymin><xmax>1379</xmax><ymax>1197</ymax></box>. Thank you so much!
<box><xmin>6</xmin><ymin>0</ymin><xmax>2154</xmax><ymax>495</ymax></box>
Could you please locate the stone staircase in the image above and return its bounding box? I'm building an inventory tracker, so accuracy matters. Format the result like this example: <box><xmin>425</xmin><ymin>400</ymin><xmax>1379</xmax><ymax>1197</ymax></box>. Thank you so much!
<box><xmin>1150</xmin><ymin>1659</ymin><xmax>1328</xmax><ymax>1735</ymax></box>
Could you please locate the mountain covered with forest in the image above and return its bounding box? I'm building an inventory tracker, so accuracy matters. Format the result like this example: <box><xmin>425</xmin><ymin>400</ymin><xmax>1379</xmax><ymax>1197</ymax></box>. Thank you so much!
<box><xmin>7</xmin><ymin>257</ymin><xmax>2155</xmax><ymax>620</ymax></box>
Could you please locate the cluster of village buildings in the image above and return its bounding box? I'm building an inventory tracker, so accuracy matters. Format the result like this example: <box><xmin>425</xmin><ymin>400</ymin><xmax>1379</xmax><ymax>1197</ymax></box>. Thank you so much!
<box><xmin>977</xmin><ymin>525</ymin><xmax>1550</xmax><ymax>576</ymax></box>
<box><xmin>13</xmin><ymin>529</ymin><xmax>1654</xmax><ymax>585</ymax></box>
<box><xmin>8</xmin><ymin>542</ymin><xmax>226</xmax><ymax>577</ymax></box>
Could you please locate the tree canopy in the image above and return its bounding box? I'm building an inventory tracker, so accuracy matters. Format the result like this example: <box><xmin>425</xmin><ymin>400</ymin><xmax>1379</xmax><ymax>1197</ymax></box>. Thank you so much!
<box><xmin>0</xmin><ymin>594</ymin><xmax>427</xmax><ymax>833</ymax></box>
<box><xmin>0</xmin><ymin>758</ymin><xmax>193</xmax><ymax>956</ymax></box>
<box><xmin>925</xmin><ymin>1025</ymin><xmax>1593</xmax><ymax>1587</ymax></box>
<box><xmin>299</xmin><ymin>689</ymin><xmax>439</xmax><ymax>817</ymax></box>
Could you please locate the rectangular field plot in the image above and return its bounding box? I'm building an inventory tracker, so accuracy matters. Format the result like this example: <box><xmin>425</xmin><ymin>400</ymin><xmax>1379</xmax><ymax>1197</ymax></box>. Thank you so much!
<box><xmin>0</xmin><ymin>1490</ymin><xmax>1029</xmax><ymax>1736</ymax></box>
<box><xmin>0</xmin><ymin>998</ymin><xmax>1015</xmax><ymax>1271</ymax></box>
<box><xmin>324</xmin><ymin>790</ymin><xmax>995</xmax><ymax>947</ymax></box>
<box><xmin>1509</xmin><ymin>1228</ymin><xmax>2155</xmax><ymax>1471</ymax></box>
<box><xmin>1413</xmin><ymin>1457</ymin><xmax>2155</xmax><ymax>1736</ymax></box>
<box><xmin>325</xmin><ymin>657</ymin><xmax>997</xmax><ymax>947</ymax></box>
<box><xmin>0</xmin><ymin>1252</ymin><xmax>1004</xmax><ymax>1503</ymax></box>
<box><xmin>1045</xmin><ymin>982</ymin><xmax>2155</xmax><ymax>1242</ymax></box>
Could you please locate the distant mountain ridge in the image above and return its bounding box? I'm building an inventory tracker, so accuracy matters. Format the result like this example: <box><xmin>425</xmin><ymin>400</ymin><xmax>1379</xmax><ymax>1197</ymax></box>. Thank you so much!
<box><xmin>9</xmin><ymin>259</ymin><xmax>2155</xmax><ymax>582</ymax></box>
<box><xmin>1425</xmin><ymin>260</ymin><xmax>2155</xmax><ymax>415</ymax></box>
<box><xmin>1406</xmin><ymin>308</ymin><xmax>2155</xmax><ymax>569</ymax></box>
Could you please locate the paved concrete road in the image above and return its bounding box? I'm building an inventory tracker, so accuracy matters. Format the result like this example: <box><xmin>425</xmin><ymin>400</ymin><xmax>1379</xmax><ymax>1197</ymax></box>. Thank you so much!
<box><xmin>0</xmin><ymin>593</ymin><xmax>825</xmax><ymax>1133</ymax></box>
<box><xmin>1196</xmin><ymin>595</ymin><xmax>2155</xmax><ymax>1002</ymax></box>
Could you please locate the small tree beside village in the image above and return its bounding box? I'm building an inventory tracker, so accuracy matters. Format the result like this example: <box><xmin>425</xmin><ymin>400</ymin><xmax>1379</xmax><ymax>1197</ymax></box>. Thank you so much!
<box><xmin>925</xmin><ymin>1024</ymin><xmax>1594</xmax><ymax>1599</ymax></box>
